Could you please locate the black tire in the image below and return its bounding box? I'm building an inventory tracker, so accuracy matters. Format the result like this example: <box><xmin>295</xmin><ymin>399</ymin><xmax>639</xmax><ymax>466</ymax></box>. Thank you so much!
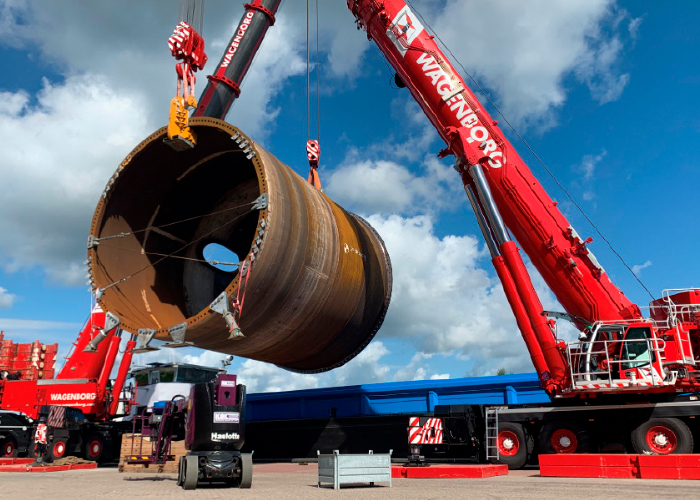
<box><xmin>176</xmin><ymin>456</ymin><xmax>185</xmax><ymax>487</ymax></box>
<box><xmin>0</xmin><ymin>436</ymin><xmax>18</xmax><ymax>457</ymax></box>
<box><xmin>240</xmin><ymin>453</ymin><xmax>253</xmax><ymax>488</ymax></box>
<box><xmin>492</xmin><ymin>422</ymin><xmax>533</xmax><ymax>469</ymax></box>
<box><xmin>49</xmin><ymin>438</ymin><xmax>67</xmax><ymax>461</ymax></box>
<box><xmin>83</xmin><ymin>433</ymin><xmax>113</xmax><ymax>463</ymax></box>
<box><xmin>630</xmin><ymin>418</ymin><xmax>693</xmax><ymax>454</ymax></box>
<box><xmin>184</xmin><ymin>455</ymin><xmax>199</xmax><ymax>490</ymax></box>
<box><xmin>538</xmin><ymin>421</ymin><xmax>592</xmax><ymax>454</ymax></box>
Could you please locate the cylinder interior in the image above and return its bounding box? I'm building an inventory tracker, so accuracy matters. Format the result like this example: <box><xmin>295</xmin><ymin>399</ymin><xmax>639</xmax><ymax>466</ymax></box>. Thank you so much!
<box><xmin>91</xmin><ymin>123</ymin><xmax>263</xmax><ymax>333</ymax></box>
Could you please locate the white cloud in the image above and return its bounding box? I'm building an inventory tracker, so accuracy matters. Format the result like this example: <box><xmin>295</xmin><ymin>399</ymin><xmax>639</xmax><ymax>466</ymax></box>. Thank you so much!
<box><xmin>0</xmin><ymin>76</ymin><xmax>150</xmax><ymax>284</ymax></box>
<box><xmin>365</xmin><ymin>212</ymin><xmax>580</xmax><ymax>376</ymax></box>
<box><xmin>0</xmin><ymin>287</ymin><xmax>16</xmax><ymax>309</ymax></box>
<box><xmin>0</xmin><ymin>318</ymin><xmax>81</xmax><ymax>331</ymax></box>
<box><xmin>0</xmin><ymin>1</ymin><xmax>358</xmax><ymax>143</ymax></box>
<box><xmin>236</xmin><ymin>359</ymin><xmax>321</xmax><ymax>393</ymax></box>
<box><xmin>393</xmin><ymin>352</ymin><xmax>451</xmax><ymax>382</ymax></box>
<box><xmin>578</xmin><ymin>150</ymin><xmax>607</xmax><ymax>180</ymax></box>
<box><xmin>368</xmin><ymin>214</ymin><xmax>520</xmax><ymax>358</ymax></box>
<box><xmin>325</xmin><ymin>153</ymin><xmax>461</xmax><ymax>216</ymax></box>
<box><xmin>331</xmin><ymin>341</ymin><xmax>392</xmax><ymax>386</ymax></box>
<box><xmin>0</xmin><ymin>317</ymin><xmax>82</xmax><ymax>348</ymax></box>
<box><xmin>413</xmin><ymin>0</ymin><xmax>635</xmax><ymax>129</ymax></box>
<box><xmin>632</xmin><ymin>260</ymin><xmax>652</xmax><ymax>276</ymax></box>
<box><xmin>628</xmin><ymin>17</ymin><xmax>643</xmax><ymax>41</ymax></box>
<box><xmin>326</xmin><ymin>159</ymin><xmax>427</xmax><ymax>214</ymax></box>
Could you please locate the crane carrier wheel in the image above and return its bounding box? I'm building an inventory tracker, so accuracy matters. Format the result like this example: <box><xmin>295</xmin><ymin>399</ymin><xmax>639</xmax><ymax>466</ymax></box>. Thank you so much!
<box><xmin>49</xmin><ymin>438</ymin><xmax>67</xmax><ymax>461</ymax></box>
<box><xmin>83</xmin><ymin>432</ymin><xmax>113</xmax><ymax>463</ymax></box>
<box><xmin>494</xmin><ymin>422</ymin><xmax>533</xmax><ymax>469</ymax></box>
<box><xmin>1</xmin><ymin>436</ymin><xmax>18</xmax><ymax>457</ymax></box>
<box><xmin>538</xmin><ymin>421</ymin><xmax>591</xmax><ymax>454</ymax></box>
<box><xmin>631</xmin><ymin>418</ymin><xmax>693</xmax><ymax>455</ymax></box>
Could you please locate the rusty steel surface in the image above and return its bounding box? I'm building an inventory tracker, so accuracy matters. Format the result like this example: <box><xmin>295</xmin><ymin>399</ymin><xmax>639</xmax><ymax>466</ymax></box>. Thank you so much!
<box><xmin>88</xmin><ymin>118</ymin><xmax>391</xmax><ymax>372</ymax></box>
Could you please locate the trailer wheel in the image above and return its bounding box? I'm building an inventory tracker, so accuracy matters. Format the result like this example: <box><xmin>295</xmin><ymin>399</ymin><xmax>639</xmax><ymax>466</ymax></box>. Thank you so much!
<box><xmin>239</xmin><ymin>453</ymin><xmax>253</xmax><ymax>488</ymax></box>
<box><xmin>539</xmin><ymin>422</ymin><xmax>591</xmax><ymax>454</ymax></box>
<box><xmin>183</xmin><ymin>455</ymin><xmax>199</xmax><ymax>490</ymax></box>
<box><xmin>1</xmin><ymin>437</ymin><xmax>18</xmax><ymax>457</ymax></box>
<box><xmin>50</xmin><ymin>438</ymin><xmax>67</xmax><ymax>460</ymax></box>
<box><xmin>83</xmin><ymin>433</ymin><xmax>112</xmax><ymax>463</ymax></box>
<box><xmin>631</xmin><ymin>418</ymin><xmax>693</xmax><ymax>454</ymax></box>
<box><xmin>494</xmin><ymin>422</ymin><xmax>532</xmax><ymax>469</ymax></box>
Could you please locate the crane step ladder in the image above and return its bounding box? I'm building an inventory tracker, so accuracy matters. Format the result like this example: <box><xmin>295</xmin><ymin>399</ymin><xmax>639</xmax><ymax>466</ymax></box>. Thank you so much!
<box><xmin>485</xmin><ymin>407</ymin><xmax>501</xmax><ymax>462</ymax></box>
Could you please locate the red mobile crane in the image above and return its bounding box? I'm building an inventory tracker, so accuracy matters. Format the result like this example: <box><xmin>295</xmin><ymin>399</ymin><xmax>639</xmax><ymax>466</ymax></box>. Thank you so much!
<box><xmin>0</xmin><ymin>306</ymin><xmax>137</xmax><ymax>461</ymax></box>
<box><xmin>344</xmin><ymin>0</ymin><xmax>700</xmax><ymax>466</ymax></box>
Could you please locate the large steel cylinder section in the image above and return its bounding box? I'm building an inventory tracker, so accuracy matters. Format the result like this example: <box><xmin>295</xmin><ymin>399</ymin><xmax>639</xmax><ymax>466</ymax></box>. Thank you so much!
<box><xmin>88</xmin><ymin>117</ymin><xmax>391</xmax><ymax>373</ymax></box>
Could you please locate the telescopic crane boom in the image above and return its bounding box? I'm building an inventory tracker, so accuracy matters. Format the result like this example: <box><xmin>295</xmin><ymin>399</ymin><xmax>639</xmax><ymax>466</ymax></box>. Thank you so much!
<box><xmin>346</xmin><ymin>0</ymin><xmax>700</xmax><ymax>397</ymax></box>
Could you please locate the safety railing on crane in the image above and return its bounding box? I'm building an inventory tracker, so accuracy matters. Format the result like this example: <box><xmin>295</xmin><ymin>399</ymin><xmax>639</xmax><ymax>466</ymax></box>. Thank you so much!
<box><xmin>654</xmin><ymin>288</ymin><xmax>700</xmax><ymax>326</ymax></box>
<box><xmin>566</xmin><ymin>336</ymin><xmax>672</xmax><ymax>390</ymax></box>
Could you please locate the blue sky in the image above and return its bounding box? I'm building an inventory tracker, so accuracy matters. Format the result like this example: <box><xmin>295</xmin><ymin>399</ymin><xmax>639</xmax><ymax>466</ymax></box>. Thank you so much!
<box><xmin>0</xmin><ymin>1</ymin><xmax>698</xmax><ymax>392</ymax></box>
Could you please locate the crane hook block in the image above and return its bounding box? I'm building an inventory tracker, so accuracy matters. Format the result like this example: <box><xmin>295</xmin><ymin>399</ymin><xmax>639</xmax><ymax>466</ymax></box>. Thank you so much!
<box><xmin>165</xmin><ymin>96</ymin><xmax>197</xmax><ymax>151</ymax></box>
<box><xmin>306</xmin><ymin>140</ymin><xmax>322</xmax><ymax>191</ymax></box>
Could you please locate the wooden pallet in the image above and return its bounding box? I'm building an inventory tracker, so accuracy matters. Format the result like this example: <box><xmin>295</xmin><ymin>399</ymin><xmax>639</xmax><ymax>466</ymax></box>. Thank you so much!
<box><xmin>118</xmin><ymin>434</ymin><xmax>186</xmax><ymax>473</ymax></box>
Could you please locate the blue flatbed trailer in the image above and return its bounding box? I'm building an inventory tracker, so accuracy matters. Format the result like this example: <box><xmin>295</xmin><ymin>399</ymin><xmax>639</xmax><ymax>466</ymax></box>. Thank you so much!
<box><xmin>246</xmin><ymin>373</ymin><xmax>547</xmax><ymax>421</ymax></box>
<box><xmin>242</xmin><ymin>373</ymin><xmax>700</xmax><ymax>467</ymax></box>
<box><xmin>242</xmin><ymin>373</ymin><xmax>550</xmax><ymax>463</ymax></box>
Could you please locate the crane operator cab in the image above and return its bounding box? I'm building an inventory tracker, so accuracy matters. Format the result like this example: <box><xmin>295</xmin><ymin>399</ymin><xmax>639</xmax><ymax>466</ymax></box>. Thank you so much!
<box><xmin>571</xmin><ymin>323</ymin><xmax>676</xmax><ymax>390</ymax></box>
<box><xmin>620</xmin><ymin>327</ymin><xmax>653</xmax><ymax>368</ymax></box>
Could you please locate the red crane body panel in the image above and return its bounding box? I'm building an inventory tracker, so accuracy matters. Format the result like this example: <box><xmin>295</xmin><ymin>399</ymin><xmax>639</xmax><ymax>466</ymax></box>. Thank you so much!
<box><xmin>0</xmin><ymin>379</ymin><xmax>103</xmax><ymax>420</ymax></box>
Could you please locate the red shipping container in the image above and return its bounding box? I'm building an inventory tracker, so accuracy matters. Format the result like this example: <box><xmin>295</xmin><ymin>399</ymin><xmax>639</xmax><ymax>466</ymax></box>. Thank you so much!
<box><xmin>0</xmin><ymin>355</ymin><xmax>11</xmax><ymax>370</ymax></box>
<box><xmin>0</xmin><ymin>345</ymin><xmax>15</xmax><ymax>357</ymax></box>
<box><xmin>12</xmin><ymin>352</ymin><xmax>32</xmax><ymax>362</ymax></box>
<box><xmin>10</xmin><ymin>361</ymin><xmax>38</xmax><ymax>371</ymax></box>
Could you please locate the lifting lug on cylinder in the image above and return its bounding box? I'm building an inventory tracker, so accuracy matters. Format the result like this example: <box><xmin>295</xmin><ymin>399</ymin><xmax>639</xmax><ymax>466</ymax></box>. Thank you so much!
<box><xmin>164</xmin><ymin>322</ymin><xmax>193</xmax><ymax>348</ymax></box>
<box><xmin>251</xmin><ymin>193</ymin><xmax>268</xmax><ymax>210</ymax></box>
<box><xmin>130</xmin><ymin>329</ymin><xmax>159</xmax><ymax>353</ymax></box>
<box><xmin>210</xmin><ymin>292</ymin><xmax>245</xmax><ymax>340</ymax></box>
<box><xmin>84</xmin><ymin>312</ymin><xmax>120</xmax><ymax>352</ymax></box>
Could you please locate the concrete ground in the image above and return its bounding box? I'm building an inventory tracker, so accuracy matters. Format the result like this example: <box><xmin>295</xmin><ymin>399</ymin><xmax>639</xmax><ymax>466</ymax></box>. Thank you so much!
<box><xmin>1</xmin><ymin>463</ymin><xmax>698</xmax><ymax>499</ymax></box>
